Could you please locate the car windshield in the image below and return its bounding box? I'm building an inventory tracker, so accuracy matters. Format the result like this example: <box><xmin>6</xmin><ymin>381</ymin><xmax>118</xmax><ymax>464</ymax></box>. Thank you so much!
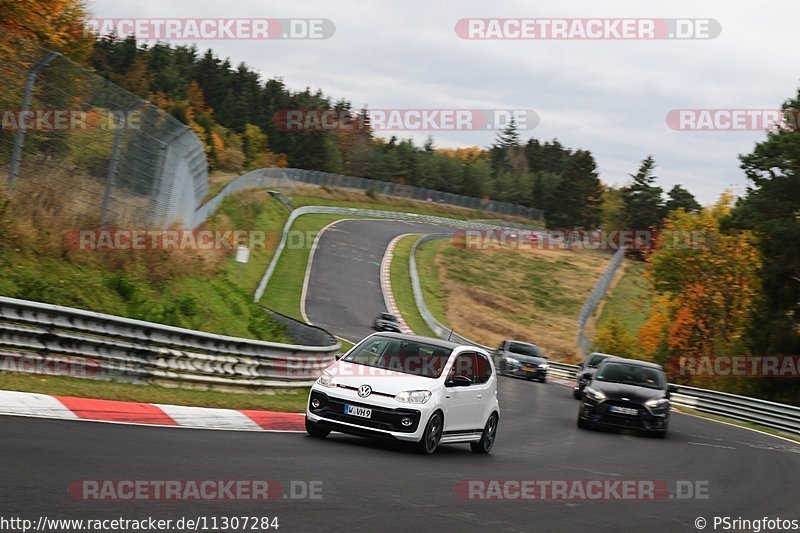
<box><xmin>379</xmin><ymin>313</ymin><xmax>398</xmax><ymax>321</ymax></box>
<box><xmin>342</xmin><ymin>336</ymin><xmax>452</xmax><ymax>378</ymax></box>
<box><xmin>595</xmin><ymin>362</ymin><xmax>665</xmax><ymax>390</ymax></box>
<box><xmin>508</xmin><ymin>342</ymin><xmax>540</xmax><ymax>357</ymax></box>
<box><xmin>587</xmin><ymin>354</ymin><xmax>609</xmax><ymax>368</ymax></box>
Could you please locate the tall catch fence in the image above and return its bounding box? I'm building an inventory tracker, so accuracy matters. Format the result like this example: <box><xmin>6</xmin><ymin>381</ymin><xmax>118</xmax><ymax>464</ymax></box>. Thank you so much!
<box><xmin>0</xmin><ymin>42</ymin><xmax>208</xmax><ymax>228</ymax></box>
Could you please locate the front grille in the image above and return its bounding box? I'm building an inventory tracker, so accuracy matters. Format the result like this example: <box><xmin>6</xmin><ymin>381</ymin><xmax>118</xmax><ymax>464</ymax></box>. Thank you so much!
<box><xmin>309</xmin><ymin>391</ymin><xmax>421</xmax><ymax>433</ymax></box>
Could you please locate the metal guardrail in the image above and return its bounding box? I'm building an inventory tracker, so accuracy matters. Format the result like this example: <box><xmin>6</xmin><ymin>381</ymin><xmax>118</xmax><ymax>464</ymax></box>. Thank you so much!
<box><xmin>0</xmin><ymin>296</ymin><xmax>339</xmax><ymax>391</ymax></box>
<box><xmin>408</xmin><ymin>234</ymin><xmax>490</xmax><ymax>349</ymax></box>
<box><xmin>669</xmin><ymin>385</ymin><xmax>800</xmax><ymax>436</ymax></box>
<box><xmin>577</xmin><ymin>246</ymin><xmax>626</xmax><ymax>355</ymax></box>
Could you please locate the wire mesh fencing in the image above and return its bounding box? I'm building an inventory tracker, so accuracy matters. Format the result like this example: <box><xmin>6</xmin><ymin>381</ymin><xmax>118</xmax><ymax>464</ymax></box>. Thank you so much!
<box><xmin>0</xmin><ymin>41</ymin><xmax>208</xmax><ymax>228</ymax></box>
<box><xmin>281</xmin><ymin>168</ymin><xmax>545</xmax><ymax>222</ymax></box>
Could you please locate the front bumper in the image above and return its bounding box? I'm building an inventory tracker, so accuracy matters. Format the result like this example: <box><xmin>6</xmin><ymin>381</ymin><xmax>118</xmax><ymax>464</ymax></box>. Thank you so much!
<box><xmin>306</xmin><ymin>388</ymin><xmax>431</xmax><ymax>442</ymax></box>
<box><xmin>578</xmin><ymin>400</ymin><xmax>669</xmax><ymax>432</ymax></box>
<box><xmin>506</xmin><ymin>364</ymin><xmax>548</xmax><ymax>379</ymax></box>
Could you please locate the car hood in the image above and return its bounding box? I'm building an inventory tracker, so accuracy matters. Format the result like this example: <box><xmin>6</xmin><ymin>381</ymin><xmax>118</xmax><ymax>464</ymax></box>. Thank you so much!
<box><xmin>324</xmin><ymin>360</ymin><xmax>439</xmax><ymax>395</ymax></box>
<box><xmin>506</xmin><ymin>353</ymin><xmax>547</xmax><ymax>365</ymax></box>
<box><xmin>592</xmin><ymin>381</ymin><xmax>665</xmax><ymax>403</ymax></box>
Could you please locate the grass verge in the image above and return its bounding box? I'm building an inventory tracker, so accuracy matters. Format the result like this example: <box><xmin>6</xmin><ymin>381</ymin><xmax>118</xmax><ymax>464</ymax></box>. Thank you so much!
<box><xmin>0</xmin><ymin>373</ymin><xmax>309</xmax><ymax>412</ymax></box>
<box><xmin>415</xmin><ymin>238</ymin><xmax>449</xmax><ymax>326</ymax></box>
<box><xmin>414</xmin><ymin>238</ymin><xmax>614</xmax><ymax>360</ymax></box>
<box><xmin>389</xmin><ymin>235</ymin><xmax>436</xmax><ymax>337</ymax></box>
<box><xmin>595</xmin><ymin>260</ymin><xmax>652</xmax><ymax>338</ymax></box>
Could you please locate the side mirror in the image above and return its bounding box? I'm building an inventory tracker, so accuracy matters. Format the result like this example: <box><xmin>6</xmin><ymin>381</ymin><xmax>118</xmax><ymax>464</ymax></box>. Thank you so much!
<box><xmin>447</xmin><ymin>375</ymin><xmax>473</xmax><ymax>387</ymax></box>
<box><xmin>335</xmin><ymin>353</ymin><xmax>344</xmax><ymax>361</ymax></box>
<box><xmin>667</xmin><ymin>384</ymin><xmax>678</xmax><ymax>397</ymax></box>
<box><xmin>576</xmin><ymin>362</ymin><xmax>584</xmax><ymax>369</ymax></box>
<box><xmin>581</xmin><ymin>372</ymin><xmax>593</xmax><ymax>381</ymax></box>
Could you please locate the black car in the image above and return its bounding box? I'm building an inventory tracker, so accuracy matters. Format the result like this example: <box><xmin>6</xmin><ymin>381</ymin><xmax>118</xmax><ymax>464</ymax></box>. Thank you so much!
<box><xmin>373</xmin><ymin>312</ymin><xmax>402</xmax><ymax>332</ymax></box>
<box><xmin>573</xmin><ymin>352</ymin><xmax>617</xmax><ymax>399</ymax></box>
<box><xmin>577</xmin><ymin>358</ymin><xmax>676</xmax><ymax>437</ymax></box>
<box><xmin>496</xmin><ymin>339</ymin><xmax>549</xmax><ymax>382</ymax></box>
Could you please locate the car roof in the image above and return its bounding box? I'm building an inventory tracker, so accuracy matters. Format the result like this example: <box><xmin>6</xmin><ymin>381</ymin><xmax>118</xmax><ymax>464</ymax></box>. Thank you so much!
<box><xmin>366</xmin><ymin>331</ymin><xmax>462</xmax><ymax>350</ymax></box>
<box><xmin>597</xmin><ymin>357</ymin><xmax>664</xmax><ymax>371</ymax></box>
<box><xmin>587</xmin><ymin>352</ymin><xmax>616</xmax><ymax>359</ymax></box>
<box><xmin>504</xmin><ymin>339</ymin><xmax>539</xmax><ymax>347</ymax></box>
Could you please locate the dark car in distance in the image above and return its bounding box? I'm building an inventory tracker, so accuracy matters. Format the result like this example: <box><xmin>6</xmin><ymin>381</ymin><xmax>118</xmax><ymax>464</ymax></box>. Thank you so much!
<box><xmin>373</xmin><ymin>312</ymin><xmax>402</xmax><ymax>333</ymax></box>
<box><xmin>573</xmin><ymin>352</ymin><xmax>617</xmax><ymax>399</ymax></box>
<box><xmin>496</xmin><ymin>339</ymin><xmax>549</xmax><ymax>382</ymax></box>
<box><xmin>577</xmin><ymin>358</ymin><xmax>676</xmax><ymax>437</ymax></box>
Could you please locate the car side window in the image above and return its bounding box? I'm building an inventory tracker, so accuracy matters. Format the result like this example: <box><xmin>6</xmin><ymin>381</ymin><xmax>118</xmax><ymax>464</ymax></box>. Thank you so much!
<box><xmin>448</xmin><ymin>353</ymin><xmax>476</xmax><ymax>382</ymax></box>
<box><xmin>473</xmin><ymin>353</ymin><xmax>492</xmax><ymax>384</ymax></box>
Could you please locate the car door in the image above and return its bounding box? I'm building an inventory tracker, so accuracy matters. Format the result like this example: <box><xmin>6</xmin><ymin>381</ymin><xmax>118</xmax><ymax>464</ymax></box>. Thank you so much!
<box><xmin>443</xmin><ymin>352</ymin><xmax>482</xmax><ymax>433</ymax></box>
<box><xmin>470</xmin><ymin>352</ymin><xmax>494</xmax><ymax>427</ymax></box>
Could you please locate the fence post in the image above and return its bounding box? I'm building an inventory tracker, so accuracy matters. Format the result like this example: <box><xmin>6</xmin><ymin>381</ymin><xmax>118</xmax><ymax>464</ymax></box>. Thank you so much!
<box><xmin>100</xmin><ymin>101</ymin><xmax>146</xmax><ymax>227</ymax></box>
<box><xmin>7</xmin><ymin>50</ymin><xmax>60</xmax><ymax>192</ymax></box>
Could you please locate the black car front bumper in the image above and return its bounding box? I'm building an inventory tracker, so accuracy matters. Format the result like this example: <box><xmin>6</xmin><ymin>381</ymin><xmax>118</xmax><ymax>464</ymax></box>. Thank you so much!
<box><xmin>579</xmin><ymin>400</ymin><xmax>669</xmax><ymax>432</ymax></box>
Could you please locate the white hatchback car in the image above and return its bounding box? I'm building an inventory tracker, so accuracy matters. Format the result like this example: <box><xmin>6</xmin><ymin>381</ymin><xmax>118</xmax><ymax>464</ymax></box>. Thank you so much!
<box><xmin>305</xmin><ymin>332</ymin><xmax>500</xmax><ymax>454</ymax></box>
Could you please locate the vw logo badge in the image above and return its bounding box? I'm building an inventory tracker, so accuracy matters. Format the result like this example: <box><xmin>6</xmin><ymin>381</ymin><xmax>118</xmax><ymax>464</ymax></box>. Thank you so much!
<box><xmin>358</xmin><ymin>385</ymin><xmax>372</xmax><ymax>398</ymax></box>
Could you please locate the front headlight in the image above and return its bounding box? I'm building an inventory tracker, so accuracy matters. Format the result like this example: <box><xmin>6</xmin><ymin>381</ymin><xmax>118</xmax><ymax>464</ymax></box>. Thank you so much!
<box><xmin>584</xmin><ymin>387</ymin><xmax>606</xmax><ymax>401</ymax></box>
<box><xmin>394</xmin><ymin>390</ymin><xmax>432</xmax><ymax>404</ymax></box>
<box><xmin>539</xmin><ymin>363</ymin><xmax>550</xmax><ymax>369</ymax></box>
<box><xmin>505</xmin><ymin>357</ymin><xmax>519</xmax><ymax>365</ymax></box>
<box><xmin>318</xmin><ymin>371</ymin><xmax>336</xmax><ymax>388</ymax></box>
<box><xmin>645</xmin><ymin>397</ymin><xmax>670</xmax><ymax>408</ymax></box>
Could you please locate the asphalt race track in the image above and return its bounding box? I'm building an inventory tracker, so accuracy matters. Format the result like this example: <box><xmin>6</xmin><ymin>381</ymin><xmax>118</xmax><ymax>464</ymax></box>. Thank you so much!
<box><xmin>2</xmin><ymin>217</ymin><xmax>800</xmax><ymax>532</ymax></box>
<box><xmin>2</xmin><ymin>378</ymin><xmax>799</xmax><ymax>532</ymax></box>
<box><xmin>303</xmin><ymin>219</ymin><xmax>454</xmax><ymax>342</ymax></box>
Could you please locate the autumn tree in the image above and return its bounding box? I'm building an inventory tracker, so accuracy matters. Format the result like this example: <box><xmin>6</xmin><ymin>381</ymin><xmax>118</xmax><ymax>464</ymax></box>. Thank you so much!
<box><xmin>0</xmin><ymin>0</ymin><xmax>93</xmax><ymax>61</ymax></box>
<box><xmin>639</xmin><ymin>193</ymin><xmax>761</xmax><ymax>368</ymax></box>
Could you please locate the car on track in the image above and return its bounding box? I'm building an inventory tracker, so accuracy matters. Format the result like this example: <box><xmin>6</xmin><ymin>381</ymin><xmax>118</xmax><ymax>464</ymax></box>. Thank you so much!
<box><xmin>305</xmin><ymin>332</ymin><xmax>500</xmax><ymax>454</ymax></box>
<box><xmin>573</xmin><ymin>352</ymin><xmax>618</xmax><ymax>399</ymax></box>
<box><xmin>496</xmin><ymin>339</ymin><xmax>549</xmax><ymax>382</ymax></box>
<box><xmin>373</xmin><ymin>312</ymin><xmax>402</xmax><ymax>333</ymax></box>
<box><xmin>577</xmin><ymin>358</ymin><xmax>675</xmax><ymax>437</ymax></box>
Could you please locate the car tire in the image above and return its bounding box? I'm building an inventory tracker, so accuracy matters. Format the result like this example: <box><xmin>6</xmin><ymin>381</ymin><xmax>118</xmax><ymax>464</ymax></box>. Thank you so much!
<box><xmin>471</xmin><ymin>413</ymin><xmax>498</xmax><ymax>454</ymax></box>
<box><xmin>305</xmin><ymin>417</ymin><xmax>330</xmax><ymax>438</ymax></box>
<box><xmin>573</xmin><ymin>389</ymin><xmax>582</xmax><ymax>400</ymax></box>
<box><xmin>577</xmin><ymin>414</ymin><xmax>591</xmax><ymax>430</ymax></box>
<box><xmin>417</xmin><ymin>411</ymin><xmax>443</xmax><ymax>455</ymax></box>
<box><xmin>539</xmin><ymin>377</ymin><xmax>546</xmax><ymax>383</ymax></box>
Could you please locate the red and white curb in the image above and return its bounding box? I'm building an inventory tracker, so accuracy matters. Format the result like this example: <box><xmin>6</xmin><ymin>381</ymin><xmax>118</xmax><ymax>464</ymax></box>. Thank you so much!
<box><xmin>380</xmin><ymin>234</ymin><xmax>415</xmax><ymax>334</ymax></box>
<box><xmin>0</xmin><ymin>390</ymin><xmax>305</xmax><ymax>432</ymax></box>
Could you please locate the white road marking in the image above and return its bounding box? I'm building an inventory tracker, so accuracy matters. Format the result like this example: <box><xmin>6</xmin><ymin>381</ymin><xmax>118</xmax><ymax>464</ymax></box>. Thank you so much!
<box><xmin>687</xmin><ymin>441</ymin><xmax>736</xmax><ymax>449</ymax></box>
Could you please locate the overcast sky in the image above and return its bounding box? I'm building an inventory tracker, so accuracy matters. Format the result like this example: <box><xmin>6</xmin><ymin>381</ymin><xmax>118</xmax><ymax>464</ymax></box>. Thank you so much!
<box><xmin>90</xmin><ymin>0</ymin><xmax>800</xmax><ymax>204</ymax></box>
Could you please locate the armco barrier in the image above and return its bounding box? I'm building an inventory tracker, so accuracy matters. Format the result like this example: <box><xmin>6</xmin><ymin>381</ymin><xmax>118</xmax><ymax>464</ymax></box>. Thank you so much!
<box><xmin>403</xmin><ymin>236</ymin><xmax>800</xmax><ymax>437</ymax></box>
<box><xmin>0</xmin><ymin>296</ymin><xmax>339</xmax><ymax>391</ymax></box>
<box><xmin>577</xmin><ymin>246</ymin><xmax>626</xmax><ymax>355</ymax></box>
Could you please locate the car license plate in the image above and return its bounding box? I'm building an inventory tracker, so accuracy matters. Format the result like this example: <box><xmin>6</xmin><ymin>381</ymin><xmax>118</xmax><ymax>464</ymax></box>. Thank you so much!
<box><xmin>609</xmin><ymin>405</ymin><xmax>638</xmax><ymax>416</ymax></box>
<box><xmin>523</xmin><ymin>366</ymin><xmax>536</xmax><ymax>372</ymax></box>
<box><xmin>344</xmin><ymin>404</ymin><xmax>372</xmax><ymax>418</ymax></box>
